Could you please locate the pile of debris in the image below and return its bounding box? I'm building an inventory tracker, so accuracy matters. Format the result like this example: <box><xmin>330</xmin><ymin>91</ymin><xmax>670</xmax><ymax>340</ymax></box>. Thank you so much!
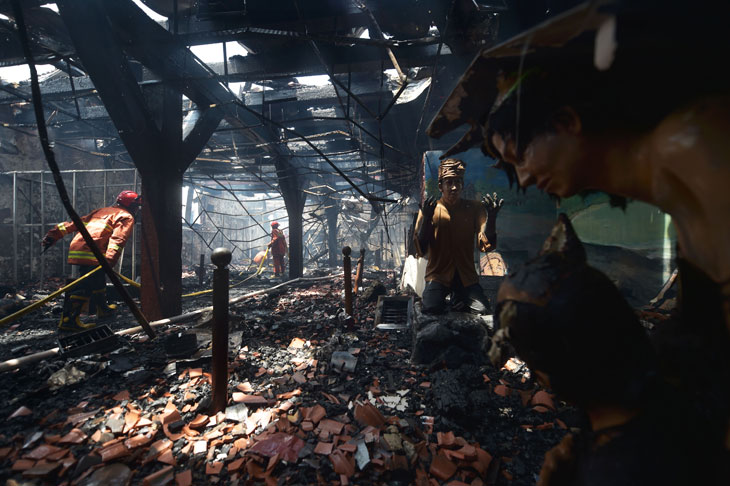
<box><xmin>0</xmin><ymin>274</ymin><xmax>574</xmax><ymax>485</ymax></box>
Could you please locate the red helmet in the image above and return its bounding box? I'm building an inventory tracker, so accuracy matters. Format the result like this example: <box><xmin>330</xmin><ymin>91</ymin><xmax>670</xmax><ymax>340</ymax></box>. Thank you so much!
<box><xmin>271</xmin><ymin>221</ymin><xmax>279</xmax><ymax>227</ymax></box>
<box><xmin>116</xmin><ymin>190</ymin><xmax>141</xmax><ymax>210</ymax></box>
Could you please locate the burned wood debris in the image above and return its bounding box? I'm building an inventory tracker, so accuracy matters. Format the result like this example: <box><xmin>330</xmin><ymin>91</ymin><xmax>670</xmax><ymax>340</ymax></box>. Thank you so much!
<box><xmin>0</xmin><ymin>272</ymin><xmax>572</xmax><ymax>485</ymax></box>
<box><xmin>2</xmin><ymin>0</ymin><xmax>729</xmax><ymax>485</ymax></box>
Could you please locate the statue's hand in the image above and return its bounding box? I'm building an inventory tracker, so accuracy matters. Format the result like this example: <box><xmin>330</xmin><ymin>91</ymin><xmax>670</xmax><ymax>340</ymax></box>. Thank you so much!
<box><xmin>421</xmin><ymin>196</ymin><xmax>438</xmax><ymax>222</ymax></box>
<box><xmin>482</xmin><ymin>192</ymin><xmax>504</xmax><ymax>218</ymax></box>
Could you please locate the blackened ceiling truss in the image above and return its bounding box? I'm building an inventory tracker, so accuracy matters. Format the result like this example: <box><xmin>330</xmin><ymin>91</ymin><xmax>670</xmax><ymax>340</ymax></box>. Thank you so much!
<box><xmin>0</xmin><ymin>0</ymin><xmax>507</xmax><ymax>199</ymax></box>
<box><xmin>0</xmin><ymin>0</ymin><xmax>511</xmax><ymax>297</ymax></box>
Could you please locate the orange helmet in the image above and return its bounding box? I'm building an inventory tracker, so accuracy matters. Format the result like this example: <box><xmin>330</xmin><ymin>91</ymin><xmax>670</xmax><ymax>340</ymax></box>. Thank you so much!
<box><xmin>271</xmin><ymin>221</ymin><xmax>279</xmax><ymax>227</ymax></box>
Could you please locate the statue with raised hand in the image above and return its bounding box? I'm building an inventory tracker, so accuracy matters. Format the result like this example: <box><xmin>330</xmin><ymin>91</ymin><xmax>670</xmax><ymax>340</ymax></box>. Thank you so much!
<box><xmin>480</xmin><ymin>192</ymin><xmax>504</xmax><ymax>252</ymax></box>
<box><xmin>413</xmin><ymin>158</ymin><xmax>500</xmax><ymax>315</ymax></box>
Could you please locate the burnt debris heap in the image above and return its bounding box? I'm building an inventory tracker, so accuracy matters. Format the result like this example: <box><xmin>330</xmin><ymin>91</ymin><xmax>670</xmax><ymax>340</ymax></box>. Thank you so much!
<box><xmin>1</xmin><ymin>1</ymin><xmax>729</xmax><ymax>485</ymax></box>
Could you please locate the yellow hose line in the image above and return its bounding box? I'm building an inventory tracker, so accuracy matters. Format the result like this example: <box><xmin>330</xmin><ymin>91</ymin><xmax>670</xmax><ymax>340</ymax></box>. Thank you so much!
<box><xmin>115</xmin><ymin>271</ymin><xmax>140</xmax><ymax>288</ymax></box>
<box><xmin>0</xmin><ymin>266</ymin><xmax>103</xmax><ymax>327</ymax></box>
<box><xmin>183</xmin><ymin>287</ymin><xmax>213</xmax><ymax>298</ymax></box>
<box><xmin>182</xmin><ymin>247</ymin><xmax>270</xmax><ymax>298</ymax></box>
<box><xmin>256</xmin><ymin>246</ymin><xmax>270</xmax><ymax>275</ymax></box>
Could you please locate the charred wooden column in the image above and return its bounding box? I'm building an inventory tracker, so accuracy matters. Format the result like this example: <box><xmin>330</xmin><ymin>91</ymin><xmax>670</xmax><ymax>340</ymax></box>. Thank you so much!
<box><xmin>57</xmin><ymin>0</ymin><xmax>227</xmax><ymax>320</ymax></box>
<box><xmin>377</xmin><ymin>230</ymin><xmax>383</xmax><ymax>267</ymax></box>
<box><xmin>274</xmin><ymin>156</ymin><xmax>305</xmax><ymax>279</ymax></box>
<box><xmin>326</xmin><ymin>197</ymin><xmax>339</xmax><ymax>267</ymax></box>
<box><xmin>211</xmin><ymin>247</ymin><xmax>231</xmax><ymax>413</ymax></box>
<box><xmin>197</xmin><ymin>254</ymin><xmax>205</xmax><ymax>286</ymax></box>
<box><xmin>139</xmin><ymin>169</ymin><xmax>183</xmax><ymax>318</ymax></box>
<box><xmin>343</xmin><ymin>246</ymin><xmax>353</xmax><ymax>315</ymax></box>
<box><xmin>354</xmin><ymin>248</ymin><xmax>366</xmax><ymax>294</ymax></box>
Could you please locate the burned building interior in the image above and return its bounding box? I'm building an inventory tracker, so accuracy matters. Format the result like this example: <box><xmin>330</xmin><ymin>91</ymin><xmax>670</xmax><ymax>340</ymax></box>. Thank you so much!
<box><xmin>0</xmin><ymin>0</ymin><xmax>729</xmax><ymax>485</ymax></box>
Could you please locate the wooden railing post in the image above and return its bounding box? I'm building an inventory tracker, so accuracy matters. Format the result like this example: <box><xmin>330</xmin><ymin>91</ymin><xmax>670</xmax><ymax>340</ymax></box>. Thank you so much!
<box><xmin>354</xmin><ymin>248</ymin><xmax>366</xmax><ymax>295</ymax></box>
<box><xmin>211</xmin><ymin>247</ymin><xmax>231</xmax><ymax>413</ymax></box>
<box><xmin>197</xmin><ymin>253</ymin><xmax>205</xmax><ymax>286</ymax></box>
<box><xmin>342</xmin><ymin>246</ymin><xmax>353</xmax><ymax>315</ymax></box>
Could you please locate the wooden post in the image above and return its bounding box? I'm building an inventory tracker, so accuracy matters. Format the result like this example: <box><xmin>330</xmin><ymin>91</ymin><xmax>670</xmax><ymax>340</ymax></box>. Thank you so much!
<box><xmin>211</xmin><ymin>247</ymin><xmax>231</xmax><ymax>413</ymax></box>
<box><xmin>354</xmin><ymin>248</ymin><xmax>366</xmax><ymax>295</ymax></box>
<box><xmin>377</xmin><ymin>229</ymin><xmax>383</xmax><ymax>268</ymax></box>
<box><xmin>198</xmin><ymin>253</ymin><xmax>205</xmax><ymax>286</ymax></box>
<box><xmin>343</xmin><ymin>246</ymin><xmax>352</xmax><ymax>315</ymax></box>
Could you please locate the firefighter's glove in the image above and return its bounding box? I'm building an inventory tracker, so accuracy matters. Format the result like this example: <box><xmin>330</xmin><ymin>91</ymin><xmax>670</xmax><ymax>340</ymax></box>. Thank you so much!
<box><xmin>41</xmin><ymin>234</ymin><xmax>55</xmax><ymax>251</ymax></box>
<box><xmin>481</xmin><ymin>192</ymin><xmax>504</xmax><ymax>219</ymax></box>
<box><xmin>421</xmin><ymin>196</ymin><xmax>438</xmax><ymax>222</ymax></box>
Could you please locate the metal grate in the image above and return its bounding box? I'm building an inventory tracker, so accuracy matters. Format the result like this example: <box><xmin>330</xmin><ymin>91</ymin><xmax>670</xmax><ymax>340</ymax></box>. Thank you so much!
<box><xmin>57</xmin><ymin>325</ymin><xmax>120</xmax><ymax>358</ymax></box>
<box><xmin>374</xmin><ymin>296</ymin><xmax>413</xmax><ymax>330</ymax></box>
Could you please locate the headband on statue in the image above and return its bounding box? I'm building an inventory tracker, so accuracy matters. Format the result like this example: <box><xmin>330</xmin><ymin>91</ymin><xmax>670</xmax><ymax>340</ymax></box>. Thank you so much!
<box><xmin>438</xmin><ymin>158</ymin><xmax>466</xmax><ymax>182</ymax></box>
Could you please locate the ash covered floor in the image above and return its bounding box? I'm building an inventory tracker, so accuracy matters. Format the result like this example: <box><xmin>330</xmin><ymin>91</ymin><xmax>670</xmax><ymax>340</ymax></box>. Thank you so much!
<box><xmin>0</xmin><ymin>272</ymin><xmax>576</xmax><ymax>485</ymax></box>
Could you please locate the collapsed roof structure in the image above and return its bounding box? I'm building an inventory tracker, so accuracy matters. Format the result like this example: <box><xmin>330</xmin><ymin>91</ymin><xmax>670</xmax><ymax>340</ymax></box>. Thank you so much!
<box><xmin>0</xmin><ymin>0</ymin><xmax>543</xmax><ymax>319</ymax></box>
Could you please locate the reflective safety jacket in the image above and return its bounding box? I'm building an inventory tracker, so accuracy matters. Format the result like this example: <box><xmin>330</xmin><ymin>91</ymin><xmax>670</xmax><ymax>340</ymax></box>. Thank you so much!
<box><xmin>269</xmin><ymin>228</ymin><xmax>287</xmax><ymax>256</ymax></box>
<box><xmin>47</xmin><ymin>206</ymin><xmax>135</xmax><ymax>266</ymax></box>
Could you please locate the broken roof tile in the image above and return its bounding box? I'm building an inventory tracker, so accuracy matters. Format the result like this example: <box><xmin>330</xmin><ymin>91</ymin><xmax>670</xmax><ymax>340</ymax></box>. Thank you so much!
<box><xmin>46</xmin><ymin>448</ymin><xmax>70</xmax><ymax>461</ymax></box>
<box><xmin>157</xmin><ymin>449</ymin><xmax>176</xmax><ymax>466</ymax></box>
<box><xmin>206</xmin><ymin>461</ymin><xmax>224</xmax><ymax>475</ymax></box>
<box><xmin>353</xmin><ymin>402</ymin><xmax>386</xmax><ymax>428</ymax></box>
<box><xmin>321</xmin><ymin>392</ymin><xmax>340</xmax><ymax>404</ymax></box>
<box><xmin>276</xmin><ymin>389</ymin><xmax>302</xmax><ymax>400</ymax></box>
<box><xmin>9</xmin><ymin>406</ymin><xmax>32</xmax><ymax>419</ymax></box>
<box><xmin>160</xmin><ymin>407</ymin><xmax>182</xmax><ymax>425</ymax></box>
<box><xmin>193</xmin><ymin>441</ymin><xmax>207</xmax><ymax>455</ymax></box>
<box><xmin>12</xmin><ymin>458</ymin><xmax>36</xmax><ymax>471</ymax></box>
<box><xmin>21</xmin><ymin>460</ymin><xmax>62</xmax><ymax>479</ymax></box>
<box><xmin>24</xmin><ymin>444</ymin><xmax>63</xmax><ymax>460</ymax></box>
<box><xmin>493</xmin><ymin>384</ymin><xmax>511</xmax><ymax>397</ymax></box>
<box><xmin>288</xmin><ymin>337</ymin><xmax>306</xmax><ymax>348</ymax></box>
<box><xmin>123</xmin><ymin>410</ymin><xmax>140</xmax><ymax>433</ymax></box>
<box><xmin>232</xmin><ymin>393</ymin><xmax>268</xmax><ymax>406</ymax></box>
<box><xmin>467</xmin><ymin>448</ymin><xmax>493</xmax><ymax>476</ymax></box>
<box><xmin>319</xmin><ymin>418</ymin><xmax>345</xmax><ymax>435</ymax></box>
<box><xmin>314</xmin><ymin>441</ymin><xmax>334</xmax><ymax>455</ymax></box>
<box><xmin>58</xmin><ymin>428</ymin><xmax>87</xmax><ymax>445</ymax></box>
<box><xmin>456</xmin><ymin>444</ymin><xmax>478</xmax><ymax>460</ymax></box>
<box><xmin>330</xmin><ymin>449</ymin><xmax>355</xmax><ymax>476</ymax></box>
<box><xmin>227</xmin><ymin>457</ymin><xmax>245</xmax><ymax>472</ymax></box>
<box><xmin>162</xmin><ymin>423</ymin><xmax>185</xmax><ymax>442</ymax></box>
<box><xmin>531</xmin><ymin>391</ymin><xmax>556</xmax><ymax>411</ymax></box>
<box><xmin>143</xmin><ymin>465</ymin><xmax>174</xmax><ymax>486</ymax></box>
<box><xmin>429</xmin><ymin>453</ymin><xmax>457</xmax><ymax>481</ymax></box>
<box><xmin>112</xmin><ymin>390</ymin><xmax>130</xmax><ymax>401</ymax></box>
<box><xmin>175</xmin><ymin>469</ymin><xmax>192</xmax><ymax>486</ymax></box>
<box><xmin>125</xmin><ymin>433</ymin><xmax>153</xmax><ymax>449</ymax></box>
<box><xmin>189</xmin><ymin>414</ymin><xmax>210</xmax><ymax>429</ymax></box>
<box><xmin>308</xmin><ymin>404</ymin><xmax>327</xmax><ymax>424</ymax></box>
<box><xmin>249</xmin><ymin>432</ymin><xmax>305</xmax><ymax>462</ymax></box>
<box><xmin>437</xmin><ymin>431</ymin><xmax>456</xmax><ymax>448</ymax></box>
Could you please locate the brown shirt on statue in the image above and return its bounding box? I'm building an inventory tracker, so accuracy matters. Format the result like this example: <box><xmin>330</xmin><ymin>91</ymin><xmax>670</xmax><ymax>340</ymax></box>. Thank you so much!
<box><xmin>415</xmin><ymin>198</ymin><xmax>490</xmax><ymax>288</ymax></box>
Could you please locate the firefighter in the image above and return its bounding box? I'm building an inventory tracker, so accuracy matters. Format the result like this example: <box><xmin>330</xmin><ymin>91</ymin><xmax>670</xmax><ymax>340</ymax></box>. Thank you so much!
<box><xmin>41</xmin><ymin>190</ymin><xmax>141</xmax><ymax>331</ymax></box>
<box><xmin>267</xmin><ymin>221</ymin><xmax>287</xmax><ymax>278</ymax></box>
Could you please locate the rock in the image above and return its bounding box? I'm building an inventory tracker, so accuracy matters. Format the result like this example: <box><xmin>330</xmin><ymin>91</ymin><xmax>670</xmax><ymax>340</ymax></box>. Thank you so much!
<box><xmin>47</xmin><ymin>365</ymin><xmax>86</xmax><ymax>390</ymax></box>
<box><xmin>411</xmin><ymin>309</ymin><xmax>491</xmax><ymax>368</ymax></box>
<box><xmin>359</xmin><ymin>281</ymin><xmax>387</xmax><ymax>303</ymax></box>
<box><xmin>0</xmin><ymin>296</ymin><xmax>26</xmax><ymax>318</ymax></box>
